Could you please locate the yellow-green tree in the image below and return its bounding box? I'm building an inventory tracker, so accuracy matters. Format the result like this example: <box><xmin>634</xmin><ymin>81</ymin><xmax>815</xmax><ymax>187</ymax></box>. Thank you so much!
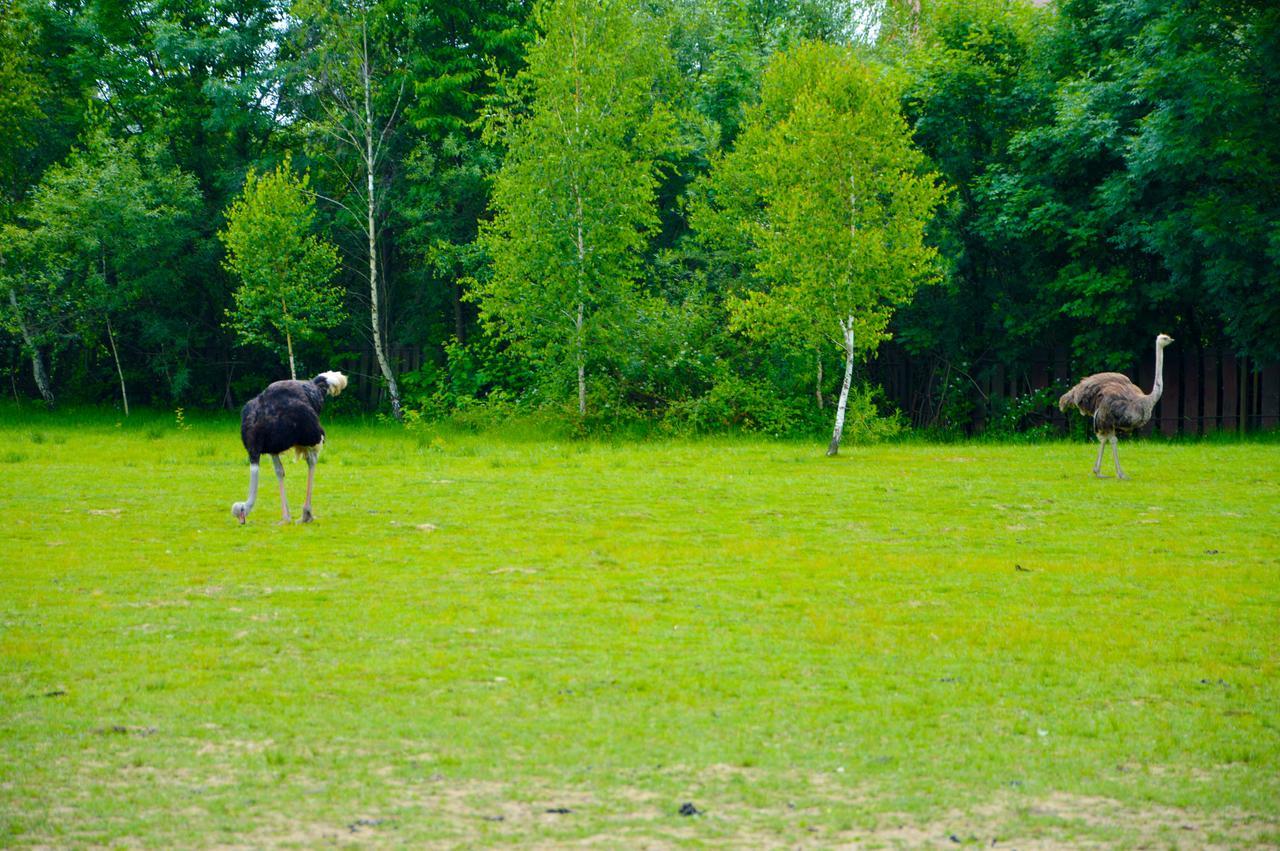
<box><xmin>476</xmin><ymin>0</ymin><xmax>678</xmax><ymax>416</ymax></box>
<box><xmin>700</xmin><ymin>42</ymin><xmax>944</xmax><ymax>453</ymax></box>
<box><xmin>220</xmin><ymin>158</ymin><xmax>344</xmax><ymax>380</ymax></box>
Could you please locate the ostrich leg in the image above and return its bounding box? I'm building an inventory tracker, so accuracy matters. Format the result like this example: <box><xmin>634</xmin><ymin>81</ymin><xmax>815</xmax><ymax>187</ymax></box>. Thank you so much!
<box><xmin>272</xmin><ymin>454</ymin><xmax>292</xmax><ymax>523</ymax></box>
<box><xmin>232</xmin><ymin>462</ymin><xmax>260</xmax><ymax>524</ymax></box>
<box><xmin>1093</xmin><ymin>435</ymin><xmax>1108</xmax><ymax>477</ymax></box>
<box><xmin>1111</xmin><ymin>435</ymin><xmax>1128</xmax><ymax>479</ymax></box>
<box><xmin>301</xmin><ymin>449</ymin><xmax>318</xmax><ymax>523</ymax></box>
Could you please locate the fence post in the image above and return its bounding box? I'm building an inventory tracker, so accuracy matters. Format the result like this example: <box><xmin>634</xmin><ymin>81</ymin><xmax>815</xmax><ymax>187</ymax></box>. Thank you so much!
<box><xmin>1203</xmin><ymin>350</ymin><xmax>1219</xmax><ymax>432</ymax></box>
<box><xmin>1222</xmin><ymin>354</ymin><xmax>1239</xmax><ymax>431</ymax></box>
<box><xmin>1181</xmin><ymin>346</ymin><xmax>1200</xmax><ymax>435</ymax></box>
<box><xmin>1263</xmin><ymin>364</ymin><xmax>1280</xmax><ymax>430</ymax></box>
<box><xmin>1161</xmin><ymin>349</ymin><xmax>1180</xmax><ymax>436</ymax></box>
<box><xmin>1052</xmin><ymin>347</ymin><xmax>1069</xmax><ymax>430</ymax></box>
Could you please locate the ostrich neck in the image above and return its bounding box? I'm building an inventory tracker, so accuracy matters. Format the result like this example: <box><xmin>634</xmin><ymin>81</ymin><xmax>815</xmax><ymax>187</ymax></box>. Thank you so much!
<box><xmin>1147</xmin><ymin>343</ymin><xmax>1165</xmax><ymax>405</ymax></box>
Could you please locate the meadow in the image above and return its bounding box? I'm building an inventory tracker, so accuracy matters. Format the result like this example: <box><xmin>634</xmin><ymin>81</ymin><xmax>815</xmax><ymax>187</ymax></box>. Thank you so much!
<box><xmin>1</xmin><ymin>408</ymin><xmax>1277</xmax><ymax>848</ymax></box>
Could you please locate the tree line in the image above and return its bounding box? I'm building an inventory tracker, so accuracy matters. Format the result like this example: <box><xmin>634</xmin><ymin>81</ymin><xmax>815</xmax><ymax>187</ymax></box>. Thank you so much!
<box><xmin>1</xmin><ymin>0</ymin><xmax>1276</xmax><ymax>439</ymax></box>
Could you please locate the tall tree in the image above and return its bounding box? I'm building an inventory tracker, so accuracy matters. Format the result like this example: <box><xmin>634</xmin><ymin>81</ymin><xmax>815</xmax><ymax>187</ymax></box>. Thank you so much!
<box><xmin>699</xmin><ymin>42</ymin><xmax>943</xmax><ymax>454</ymax></box>
<box><xmin>393</xmin><ymin>0</ymin><xmax>531</xmax><ymax>349</ymax></box>
<box><xmin>888</xmin><ymin>0</ymin><xmax>1050</xmax><ymax>427</ymax></box>
<box><xmin>288</xmin><ymin>0</ymin><xmax>407</xmax><ymax>418</ymax></box>
<box><xmin>5</xmin><ymin>0</ymin><xmax>284</xmax><ymax>404</ymax></box>
<box><xmin>220</xmin><ymin>158</ymin><xmax>345</xmax><ymax>380</ymax></box>
<box><xmin>974</xmin><ymin>0</ymin><xmax>1280</xmax><ymax>367</ymax></box>
<box><xmin>1</xmin><ymin>126</ymin><xmax>199</xmax><ymax>409</ymax></box>
<box><xmin>0</xmin><ymin>0</ymin><xmax>46</xmax><ymax>208</ymax></box>
<box><xmin>476</xmin><ymin>0</ymin><xmax>678</xmax><ymax>415</ymax></box>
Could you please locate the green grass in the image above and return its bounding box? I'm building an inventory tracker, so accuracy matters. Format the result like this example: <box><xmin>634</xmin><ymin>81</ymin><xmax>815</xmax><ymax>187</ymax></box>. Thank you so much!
<box><xmin>1</xmin><ymin>408</ymin><xmax>1278</xmax><ymax>848</ymax></box>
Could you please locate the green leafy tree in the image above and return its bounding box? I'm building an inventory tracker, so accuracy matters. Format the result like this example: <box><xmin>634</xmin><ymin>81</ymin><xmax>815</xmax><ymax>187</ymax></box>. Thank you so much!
<box><xmin>1</xmin><ymin>126</ymin><xmax>199</xmax><ymax>410</ymax></box>
<box><xmin>476</xmin><ymin>0</ymin><xmax>678</xmax><ymax>415</ymax></box>
<box><xmin>22</xmin><ymin>0</ymin><xmax>285</xmax><ymax>402</ymax></box>
<box><xmin>700</xmin><ymin>42</ymin><xmax>944</xmax><ymax>454</ymax></box>
<box><xmin>220</xmin><ymin>159</ymin><xmax>344</xmax><ymax>380</ymax></box>
<box><xmin>392</xmin><ymin>0</ymin><xmax>531</xmax><ymax>348</ymax></box>
<box><xmin>888</xmin><ymin>0</ymin><xmax>1050</xmax><ymax>427</ymax></box>
<box><xmin>973</xmin><ymin>0</ymin><xmax>1280</xmax><ymax>367</ymax></box>
<box><xmin>0</xmin><ymin>0</ymin><xmax>45</xmax><ymax>207</ymax></box>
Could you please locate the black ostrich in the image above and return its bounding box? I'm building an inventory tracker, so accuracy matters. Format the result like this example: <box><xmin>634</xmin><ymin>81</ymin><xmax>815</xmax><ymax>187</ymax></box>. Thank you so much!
<box><xmin>232</xmin><ymin>371</ymin><xmax>348</xmax><ymax>524</ymax></box>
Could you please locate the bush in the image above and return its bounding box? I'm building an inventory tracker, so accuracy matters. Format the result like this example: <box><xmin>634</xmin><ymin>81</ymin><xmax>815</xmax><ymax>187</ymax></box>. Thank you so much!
<box><xmin>834</xmin><ymin>384</ymin><xmax>906</xmax><ymax>444</ymax></box>
<box><xmin>661</xmin><ymin>369</ymin><xmax>903</xmax><ymax>442</ymax></box>
<box><xmin>661</xmin><ymin>372</ymin><xmax>806</xmax><ymax>436</ymax></box>
<box><xmin>985</xmin><ymin>385</ymin><xmax>1064</xmax><ymax>441</ymax></box>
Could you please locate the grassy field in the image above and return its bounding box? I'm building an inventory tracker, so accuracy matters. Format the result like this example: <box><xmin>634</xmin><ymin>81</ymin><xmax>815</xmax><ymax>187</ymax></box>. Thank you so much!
<box><xmin>1</xmin><ymin>407</ymin><xmax>1278</xmax><ymax>848</ymax></box>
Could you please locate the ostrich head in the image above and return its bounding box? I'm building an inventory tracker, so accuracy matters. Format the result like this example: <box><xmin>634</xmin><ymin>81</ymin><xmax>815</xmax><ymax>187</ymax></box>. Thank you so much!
<box><xmin>232</xmin><ymin>501</ymin><xmax>249</xmax><ymax>524</ymax></box>
<box><xmin>1156</xmin><ymin>333</ymin><xmax>1174</xmax><ymax>348</ymax></box>
<box><xmin>316</xmin><ymin>371</ymin><xmax>348</xmax><ymax>396</ymax></box>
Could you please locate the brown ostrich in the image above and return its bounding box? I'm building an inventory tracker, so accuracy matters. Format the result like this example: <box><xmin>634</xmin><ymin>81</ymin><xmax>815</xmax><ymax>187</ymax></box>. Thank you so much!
<box><xmin>1059</xmin><ymin>334</ymin><xmax>1173</xmax><ymax>479</ymax></box>
<box><xmin>232</xmin><ymin>371</ymin><xmax>347</xmax><ymax>524</ymax></box>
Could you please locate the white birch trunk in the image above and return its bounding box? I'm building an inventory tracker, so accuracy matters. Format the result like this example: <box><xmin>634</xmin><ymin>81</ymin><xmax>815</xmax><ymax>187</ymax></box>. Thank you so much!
<box><xmin>574</xmin><ymin>193</ymin><xmax>587</xmax><ymax>417</ymax></box>
<box><xmin>576</xmin><ymin>302</ymin><xmax>586</xmax><ymax>416</ymax></box>
<box><xmin>281</xmin><ymin>298</ymin><xmax>297</xmax><ymax>380</ymax></box>
<box><xmin>826</xmin><ymin>318</ymin><xmax>855</xmax><ymax>456</ymax></box>
<box><xmin>9</xmin><ymin>289</ymin><xmax>54</xmax><ymax>407</ymax></box>
<box><xmin>106</xmin><ymin>315</ymin><xmax>129</xmax><ymax>416</ymax></box>
<box><xmin>816</xmin><ymin>355</ymin><xmax>824</xmax><ymax>410</ymax></box>
<box><xmin>571</xmin><ymin>42</ymin><xmax>587</xmax><ymax>419</ymax></box>
<box><xmin>361</xmin><ymin>22</ymin><xmax>402</xmax><ymax>420</ymax></box>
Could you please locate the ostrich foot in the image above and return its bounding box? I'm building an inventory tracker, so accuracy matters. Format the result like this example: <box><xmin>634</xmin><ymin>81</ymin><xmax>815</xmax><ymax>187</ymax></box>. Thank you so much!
<box><xmin>1117</xmin><ymin>472</ymin><xmax>1130</xmax><ymax>481</ymax></box>
<box><xmin>301</xmin><ymin>507</ymin><xmax>314</xmax><ymax>523</ymax></box>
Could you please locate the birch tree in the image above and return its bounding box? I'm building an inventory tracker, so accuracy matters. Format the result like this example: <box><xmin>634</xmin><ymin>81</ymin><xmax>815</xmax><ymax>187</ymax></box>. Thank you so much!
<box><xmin>219</xmin><ymin>158</ymin><xmax>344</xmax><ymax>379</ymax></box>
<box><xmin>476</xmin><ymin>0</ymin><xmax>676</xmax><ymax>415</ymax></box>
<box><xmin>289</xmin><ymin>0</ymin><xmax>406</xmax><ymax>417</ymax></box>
<box><xmin>703</xmin><ymin>42</ymin><xmax>943</xmax><ymax>454</ymax></box>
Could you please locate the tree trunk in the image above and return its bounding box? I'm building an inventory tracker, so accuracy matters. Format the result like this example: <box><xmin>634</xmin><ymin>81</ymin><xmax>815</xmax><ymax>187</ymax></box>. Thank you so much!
<box><xmin>362</xmin><ymin>20</ymin><xmax>402</xmax><ymax>420</ymax></box>
<box><xmin>8</xmin><ymin>289</ymin><xmax>54</xmax><ymax>407</ymax></box>
<box><xmin>453</xmin><ymin>282</ymin><xmax>466</xmax><ymax>344</ymax></box>
<box><xmin>106</xmin><ymin>315</ymin><xmax>129</xmax><ymax>416</ymax></box>
<box><xmin>816</xmin><ymin>355</ymin><xmax>825</xmax><ymax>410</ymax></box>
<box><xmin>223</xmin><ymin>362</ymin><xmax>236</xmax><ymax>410</ymax></box>
<box><xmin>826</xmin><ymin>318</ymin><xmax>855</xmax><ymax>456</ymax></box>
<box><xmin>281</xmin><ymin>298</ymin><xmax>297</xmax><ymax>380</ymax></box>
<box><xmin>573</xmin><ymin>181</ymin><xmax>587</xmax><ymax>417</ymax></box>
<box><xmin>576</xmin><ymin>301</ymin><xmax>586</xmax><ymax>416</ymax></box>
<box><xmin>285</xmin><ymin>328</ymin><xmax>296</xmax><ymax>380</ymax></box>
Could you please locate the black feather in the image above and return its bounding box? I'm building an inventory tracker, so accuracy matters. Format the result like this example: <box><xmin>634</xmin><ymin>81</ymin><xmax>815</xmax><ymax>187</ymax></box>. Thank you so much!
<box><xmin>239</xmin><ymin>379</ymin><xmax>329</xmax><ymax>463</ymax></box>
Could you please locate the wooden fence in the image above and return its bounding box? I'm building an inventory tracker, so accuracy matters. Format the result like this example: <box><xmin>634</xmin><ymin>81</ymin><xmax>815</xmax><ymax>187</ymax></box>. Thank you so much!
<box><xmin>870</xmin><ymin>346</ymin><xmax>1280</xmax><ymax>434</ymax></box>
<box><xmin>348</xmin><ymin>343</ymin><xmax>1279</xmax><ymax>434</ymax></box>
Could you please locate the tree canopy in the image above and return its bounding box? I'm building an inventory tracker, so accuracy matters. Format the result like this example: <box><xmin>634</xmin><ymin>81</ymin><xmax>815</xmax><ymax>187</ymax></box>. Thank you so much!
<box><xmin>1</xmin><ymin>0</ymin><xmax>1275</xmax><ymax>434</ymax></box>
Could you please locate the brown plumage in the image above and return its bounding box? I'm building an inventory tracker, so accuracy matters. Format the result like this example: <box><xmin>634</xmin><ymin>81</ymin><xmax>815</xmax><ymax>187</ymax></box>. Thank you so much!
<box><xmin>1059</xmin><ymin>334</ymin><xmax>1173</xmax><ymax>479</ymax></box>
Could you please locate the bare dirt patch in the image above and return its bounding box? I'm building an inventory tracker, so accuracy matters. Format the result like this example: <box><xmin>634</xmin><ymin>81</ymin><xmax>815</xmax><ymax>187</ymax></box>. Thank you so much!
<box><xmin>843</xmin><ymin>791</ymin><xmax>1280</xmax><ymax>850</ymax></box>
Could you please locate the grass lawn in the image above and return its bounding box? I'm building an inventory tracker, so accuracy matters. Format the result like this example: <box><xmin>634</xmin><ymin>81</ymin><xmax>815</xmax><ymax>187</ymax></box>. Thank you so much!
<box><xmin>1</xmin><ymin>408</ymin><xmax>1278</xmax><ymax>848</ymax></box>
